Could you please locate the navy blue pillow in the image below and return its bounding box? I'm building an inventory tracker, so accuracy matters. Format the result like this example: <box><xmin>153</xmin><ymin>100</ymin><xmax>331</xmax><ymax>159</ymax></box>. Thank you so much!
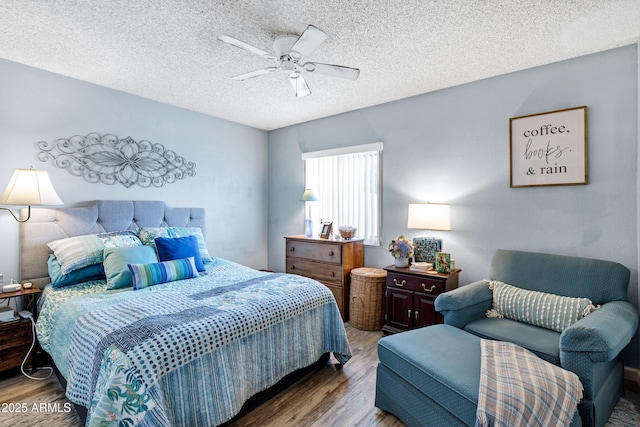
<box><xmin>154</xmin><ymin>236</ymin><xmax>205</xmax><ymax>272</ymax></box>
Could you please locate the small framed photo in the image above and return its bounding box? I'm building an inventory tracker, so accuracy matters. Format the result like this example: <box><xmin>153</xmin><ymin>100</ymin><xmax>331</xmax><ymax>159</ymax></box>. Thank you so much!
<box><xmin>436</xmin><ymin>252</ymin><xmax>451</xmax><ymax>274</ymax></box>
<box><xmin>320</xmin><ymin>222</ymin><xmax>333</xmax><ymax>239</ymax></box>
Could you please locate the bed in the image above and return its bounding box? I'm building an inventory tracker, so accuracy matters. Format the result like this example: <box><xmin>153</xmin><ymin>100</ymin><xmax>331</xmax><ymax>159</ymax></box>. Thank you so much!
<box><xmin>20</xmin><ymin>200</ymin><xmax>352</xmax><ymax>426</ymax></box>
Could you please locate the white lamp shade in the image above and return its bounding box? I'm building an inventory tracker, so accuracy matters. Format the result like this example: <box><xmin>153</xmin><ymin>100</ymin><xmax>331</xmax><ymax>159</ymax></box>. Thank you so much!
<box><xmin>0</xmin><ymin>169</ymin><xmax>63</xmax><ymax>206</ymax></box>
<box><xmin>299</xmin><ymin>189</ymin><xmax>319</xmax><ymax>202</ymax></box>
<box><xmin>408</xmin><ymin>203</ymin><xmax>451</xmax><ymax>231</ymax></box>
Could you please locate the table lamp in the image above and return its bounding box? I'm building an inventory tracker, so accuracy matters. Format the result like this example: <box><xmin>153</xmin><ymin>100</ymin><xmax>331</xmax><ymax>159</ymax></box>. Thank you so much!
<box><xmin>408</xmin><ymin>202</ymin><xmax>451</xmax><ymax>263</ymax></box>
<box><xmin>0</xmin><ymin>168</ymin><xmax>63</xmax><ymax>222</ymax></box>
<box><xmin>300</xmin><ymin>189</ymin><xmax>318</xmax><ymax>237</ymax></box>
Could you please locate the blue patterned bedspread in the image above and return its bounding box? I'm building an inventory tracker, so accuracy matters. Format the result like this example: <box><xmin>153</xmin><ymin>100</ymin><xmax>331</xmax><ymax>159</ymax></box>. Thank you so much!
<box><xmin>37</xmin><ymin>259</ymin><xmax>352</xmax><ymax>426</ymax></box>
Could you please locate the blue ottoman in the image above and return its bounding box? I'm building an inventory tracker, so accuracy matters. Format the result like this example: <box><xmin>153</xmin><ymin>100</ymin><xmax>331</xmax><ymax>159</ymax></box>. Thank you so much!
<box><xmin>375</xmin><ymin>324</ymin><xmax>580</xmax><ymax>426</ymax></box>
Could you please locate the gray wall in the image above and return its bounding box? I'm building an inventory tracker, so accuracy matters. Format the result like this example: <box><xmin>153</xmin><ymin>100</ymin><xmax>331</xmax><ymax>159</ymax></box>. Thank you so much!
<box><xmin>268</xmin><ymin>45</ymin><xmax>639</xmax><ymax>365</ymax></box>
<box><xmin>0</xmin><ymin>58</ymin><xmax>269</xmax><ymax>281</ymax></box>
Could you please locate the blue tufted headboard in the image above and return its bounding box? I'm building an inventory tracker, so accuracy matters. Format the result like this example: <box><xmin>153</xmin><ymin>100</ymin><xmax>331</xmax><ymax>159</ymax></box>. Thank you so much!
<box><xmin>19</xmin><ymin>200</ymin><xmax>205</xmax><ymax>288</ymax></box>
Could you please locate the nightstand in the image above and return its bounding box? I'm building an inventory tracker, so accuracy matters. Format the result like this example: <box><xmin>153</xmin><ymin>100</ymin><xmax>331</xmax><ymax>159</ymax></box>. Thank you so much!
<box><xmin>382</xmin><ymin>266</ymin><xmax>460</xmax><ymax>336</ymax></box>
<box><xmin>0</xmin><ymin>286</ymin><xmax>40</xmax><ymax>372</ymax></box>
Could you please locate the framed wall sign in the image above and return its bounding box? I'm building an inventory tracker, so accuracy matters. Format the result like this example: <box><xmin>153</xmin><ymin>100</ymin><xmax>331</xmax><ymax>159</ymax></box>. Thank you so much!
<box><xmin>509</xmin><ymin>106</ymin><xmax>588</xmax><ymax>188</ymax></box>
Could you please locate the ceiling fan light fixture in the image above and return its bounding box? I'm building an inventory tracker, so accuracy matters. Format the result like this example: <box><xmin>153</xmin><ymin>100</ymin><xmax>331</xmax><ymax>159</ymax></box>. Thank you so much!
<box><xmin>218</xmin><ymin>24</ymin><xmax>359</xmax><ymax>97</ymax></box>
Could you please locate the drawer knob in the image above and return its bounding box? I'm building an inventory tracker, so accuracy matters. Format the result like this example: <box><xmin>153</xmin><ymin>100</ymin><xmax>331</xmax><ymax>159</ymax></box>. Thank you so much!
<box><xmin>422</xmin><ymin>284</ymin><xmax>436</xmax><ymax>293</ymax></box>
<box><xmin>330</xmin><ymin>272</ymin><xmax>335</xmax><ymax>277</ymax></box>
<box><xmin>393</xmin><ymin>278</ymin><xmax>406</xmax><ymax>287</ymax></box>
<box><xmin>290</xmin><ymin>265</ymin><xmax>295</xmax><ymax>270</ymax></box>
<box><xmin>290</xmin><ymin>247</ymin><xmax>295</xmax><ymax>251</ymax></box>
<box><xmin>329</xmin><ymin>251</ymin><xmax>334</xmax><ymax>256</ymax></box>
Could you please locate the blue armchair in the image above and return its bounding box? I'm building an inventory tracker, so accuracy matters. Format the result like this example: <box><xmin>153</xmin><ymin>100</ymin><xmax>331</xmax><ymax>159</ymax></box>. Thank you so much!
<box><xmin>435</xmin><ymin>249</ymin><xmax>639</xmax><ymax>427</ymax></box>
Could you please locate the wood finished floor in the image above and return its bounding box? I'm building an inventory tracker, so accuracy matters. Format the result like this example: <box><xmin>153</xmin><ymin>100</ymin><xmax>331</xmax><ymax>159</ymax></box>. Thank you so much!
<box><xmin>0</xmin><ymin>323</ymin><xmax>402</xmax><ymax>427</ymax></box>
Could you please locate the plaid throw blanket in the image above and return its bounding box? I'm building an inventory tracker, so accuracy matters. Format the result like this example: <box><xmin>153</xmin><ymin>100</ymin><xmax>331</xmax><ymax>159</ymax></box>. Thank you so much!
<box><xmin>476</xmin><ymin>339</ymin><xmax>583</xmax><ymax>427</ymax></box>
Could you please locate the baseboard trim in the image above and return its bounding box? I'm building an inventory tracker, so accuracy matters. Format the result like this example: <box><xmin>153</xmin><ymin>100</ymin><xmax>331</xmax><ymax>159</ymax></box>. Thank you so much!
<box><xmin>624</xmin><ymin>366</ymin><xmax>640</xmax><ymax>390</ymax></box>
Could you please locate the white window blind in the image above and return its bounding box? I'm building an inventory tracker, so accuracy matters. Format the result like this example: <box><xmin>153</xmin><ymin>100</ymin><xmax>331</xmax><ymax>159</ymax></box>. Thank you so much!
<box><xmin>303</xmin><ymin>143</ymin><xmax>382</xmax><ymax>245</ymax></box>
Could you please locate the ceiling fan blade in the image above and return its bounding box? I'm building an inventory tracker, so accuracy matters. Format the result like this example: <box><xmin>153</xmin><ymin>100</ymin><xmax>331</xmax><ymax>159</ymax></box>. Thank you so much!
<box><xmin>289</xmin><ymin>73</ymin><xmax>311</xmax><ymax>97</ymax></box>
<box><xmin>289</xmin><ymin>25</ymin><xmax>327</xmax><ymax>60</ymax></box>
<box><xmin>304</xmin><ymin>62</ymin><xmax>360</xmax><ymax>80</ymax></box>
<box><xmin>232</xmin><ymin>67</ymin><xmax>279</xmax><ymax>81</ymax></box>
<box><xmin>218</xmin><ymin>35</ymin><xmax>277</xmax><ymax>60</ymax></box>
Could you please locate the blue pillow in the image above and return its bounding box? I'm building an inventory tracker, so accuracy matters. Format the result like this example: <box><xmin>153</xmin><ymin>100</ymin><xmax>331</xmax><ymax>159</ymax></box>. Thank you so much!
<box><xmin>129</xmin><ymin>257</ymin><xmax>199</xmax><ymax>290</ymax></box>
<box><xmin>104</xmin><ymin>246</ymin><xmax>158</xmax><ymax>289</ymax></box>
<box><xmin>47</xmin><ymin>254</ymin><xmax>105</xmax><ymax>288</ymax></box>
<box><xmin>154</xmin><ymin>236</ymin><xmax>205</xmax><ymax>272</ymax></box>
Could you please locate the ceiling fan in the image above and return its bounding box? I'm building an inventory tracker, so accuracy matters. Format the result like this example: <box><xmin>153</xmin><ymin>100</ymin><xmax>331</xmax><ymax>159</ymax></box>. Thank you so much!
<box><xmin>217</xmin><ymin>25</ymin><xmax>360</xmax><ymax>97</ymax></box>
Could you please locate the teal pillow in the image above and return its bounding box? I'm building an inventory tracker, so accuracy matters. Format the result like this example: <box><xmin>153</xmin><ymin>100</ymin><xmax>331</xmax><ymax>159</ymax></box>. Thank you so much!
<box><xmin>47</xmin><ymin>254</ymin><xmax>105</xmax><ymax>288</ymax></box>
<box><xmin>104</xmin><ymin>246</ymin><xmax>158</xmax><ymax>290</ymax></box>
<box><xmin>129</xmin><ymin>257</ymin><xmax>199</xmax><ymax>291</ymax></box>
<box><xmin>487</xmin><ymin>280</ymin><xmax>598</xmax><ymax>332</ymax></box>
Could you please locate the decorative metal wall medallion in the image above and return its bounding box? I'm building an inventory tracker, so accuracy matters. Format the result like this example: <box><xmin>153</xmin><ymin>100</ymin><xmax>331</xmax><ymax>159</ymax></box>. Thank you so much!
<box><xmin>37</xmin><ymin>133</ymin><xmax>196</xmax><ymax>188</ymax></box>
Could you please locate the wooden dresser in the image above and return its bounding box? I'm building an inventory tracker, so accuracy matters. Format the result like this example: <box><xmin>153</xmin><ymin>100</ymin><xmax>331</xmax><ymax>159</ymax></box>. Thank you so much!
<box><xmin>382</xmin><ymin>265</ymin><xmax>460</xmax><ymax>335</ymax></box>
<box><xmin>285</xmin><ymin>235</ymin><xmax>364</xmax><ymax>321</ymax></box>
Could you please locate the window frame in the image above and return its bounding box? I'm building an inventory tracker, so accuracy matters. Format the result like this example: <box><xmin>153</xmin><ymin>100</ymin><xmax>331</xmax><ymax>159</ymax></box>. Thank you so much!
<box><xmin>302</xmin><ymin>142</ymin><xmax>383</xmax><ymax>246</ymax></box>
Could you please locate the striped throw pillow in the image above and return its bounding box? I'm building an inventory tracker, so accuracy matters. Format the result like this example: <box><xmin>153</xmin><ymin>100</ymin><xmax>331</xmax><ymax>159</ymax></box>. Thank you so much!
<box><xmin>487</xmin><ymin>280</ymin><xmax>598</xmax><ymax>332</ymax></box>
<box><xmin>129</xmin><ymin>257</ymin><xmax>199</xmax><ymax>291</ymax></box>
<box><xmin>47</xmin><ymin>231</ymin><xmax>141</xmax><ymax>274</ymax></box>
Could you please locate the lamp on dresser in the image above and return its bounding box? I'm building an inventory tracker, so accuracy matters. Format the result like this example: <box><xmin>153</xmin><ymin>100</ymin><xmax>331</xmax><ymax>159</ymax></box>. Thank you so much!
<box><xmin>0</xmin><ymin>168</ymin><xmax>63</xmax><ymax>222</ymax></box>
<box><xmin>300</xmin><ymin>188</ymin><xmax>318</xmax><ymax>237</ymax></box>
<box><xmin>407</xmin><ymin>202</ymin><xmax>451</xmax><ymax>263</ymax></box>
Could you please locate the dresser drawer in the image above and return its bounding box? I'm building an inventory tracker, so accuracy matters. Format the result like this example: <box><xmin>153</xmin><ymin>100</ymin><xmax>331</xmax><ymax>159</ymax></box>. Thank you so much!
<box><xmin>287</xmin><ymin>258</ymin><xmax>343</xmax><ymax>284</ymax></box>
<box><xmin>386</xmin><ymin>272</ymin><xmax>445</xmax><ymax>295</ymax></box>
<box><xmin>286</xmin><ymin>240</ymin><xmax>342</xmax><ymax>264</ymax></box>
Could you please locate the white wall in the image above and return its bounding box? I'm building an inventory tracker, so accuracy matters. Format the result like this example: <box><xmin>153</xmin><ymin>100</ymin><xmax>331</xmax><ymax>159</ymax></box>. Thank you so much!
<box><xmin>268</xmin><ymin>45</ymin><xmax>640</xmax><ymax>365</ymax></box>
<box><xmin>0</xmin><ymin>59</ymin><xmax>269</xmax><ymax>283</ymax></box>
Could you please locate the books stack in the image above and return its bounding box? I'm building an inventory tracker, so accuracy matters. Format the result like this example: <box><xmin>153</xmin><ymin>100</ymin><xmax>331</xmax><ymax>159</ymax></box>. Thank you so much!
<box><xmin>409</xmin><ymin>262</ymin><xmax>434</xmax><ymax>272</ymax></box>
<box><xmin>0</xmin><ymin>306</ymin><xmax>16</xmax><ymax>322</ymax></box>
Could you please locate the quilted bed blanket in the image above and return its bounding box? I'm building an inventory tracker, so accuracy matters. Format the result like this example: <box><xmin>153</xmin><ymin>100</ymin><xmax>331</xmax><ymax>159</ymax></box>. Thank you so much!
<box><xmin>476</xmin><ymin>339</ymin><xmax>582</xmax><ymax>427</ymax></box>
<box><xmin>37</xmin><ymin>259</ymin><xmax>352</xmax><ymax>426</ymax></box>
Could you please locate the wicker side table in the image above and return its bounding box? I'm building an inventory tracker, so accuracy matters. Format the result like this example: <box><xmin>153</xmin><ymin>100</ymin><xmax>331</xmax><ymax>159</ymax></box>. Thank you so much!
<box><xmin>350</xmin><ymin>267</ymin><xmax>387</xmax><ymax>331</ymax></box>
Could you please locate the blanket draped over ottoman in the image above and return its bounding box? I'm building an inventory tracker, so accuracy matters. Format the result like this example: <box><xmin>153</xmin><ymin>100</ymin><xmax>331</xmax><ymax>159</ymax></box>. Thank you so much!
<box><xmin>476</xmin><ymin>339</ymin><xmax>583</xmax><ymax>427</ymax></box>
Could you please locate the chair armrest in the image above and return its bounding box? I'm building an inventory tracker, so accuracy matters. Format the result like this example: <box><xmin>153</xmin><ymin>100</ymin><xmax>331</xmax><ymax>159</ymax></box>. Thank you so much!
<box><xmin>560</xmin><ymin>300</ymin><xmax>639</xmax><ymax>362</ymax></box>
<box><xmin>434</xmin><ymin>280</ymin><xmax>493</xmax><ymax>329</ymax></box>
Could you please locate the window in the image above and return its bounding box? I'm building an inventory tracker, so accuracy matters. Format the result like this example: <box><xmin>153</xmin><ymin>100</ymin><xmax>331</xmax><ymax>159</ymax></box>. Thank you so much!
<box><xmin>302</xmin><ymin>142</ymin><xmax>382</xmax><ymax>245</ymax></box>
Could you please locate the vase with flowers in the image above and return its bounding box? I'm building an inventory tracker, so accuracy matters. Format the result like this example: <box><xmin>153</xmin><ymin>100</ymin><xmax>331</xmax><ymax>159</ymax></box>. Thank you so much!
<box><xmin>388</xmin><ymin>235</ymin><xmax>414</xmax><ymax>268</ymax></box>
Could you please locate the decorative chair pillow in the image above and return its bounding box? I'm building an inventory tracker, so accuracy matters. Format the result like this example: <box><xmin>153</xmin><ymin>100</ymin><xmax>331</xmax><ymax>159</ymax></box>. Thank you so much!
<box><xmin>129</xmin><ymin>257</ymin><xmax>199</xmax><ymax>291</ymax></box>
<box><xmin>487</xmin><ymin>280</ymin><xmax>599</xmax><ymax>332</ymax></box>
<box><xmin>138</xmin><ymin>227</ymin><xmax>213</xmax><ymax>264</ymax></box>
<box><xmin>48</xmin><ymin>230</ymin><xmax>141</xmax><ymax>274</ymax></box>
<box><xmin>104</xmin><ymin>246</ymin><xmax>158</xmax><ymax>290</ymax></box>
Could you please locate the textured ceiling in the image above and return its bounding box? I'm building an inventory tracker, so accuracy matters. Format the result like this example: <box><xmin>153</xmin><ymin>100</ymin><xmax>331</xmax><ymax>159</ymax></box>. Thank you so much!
<box><xmin>1</xmin><ymin>1</ymin><xmax>639</xmax><ymax>131</ymax></box>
